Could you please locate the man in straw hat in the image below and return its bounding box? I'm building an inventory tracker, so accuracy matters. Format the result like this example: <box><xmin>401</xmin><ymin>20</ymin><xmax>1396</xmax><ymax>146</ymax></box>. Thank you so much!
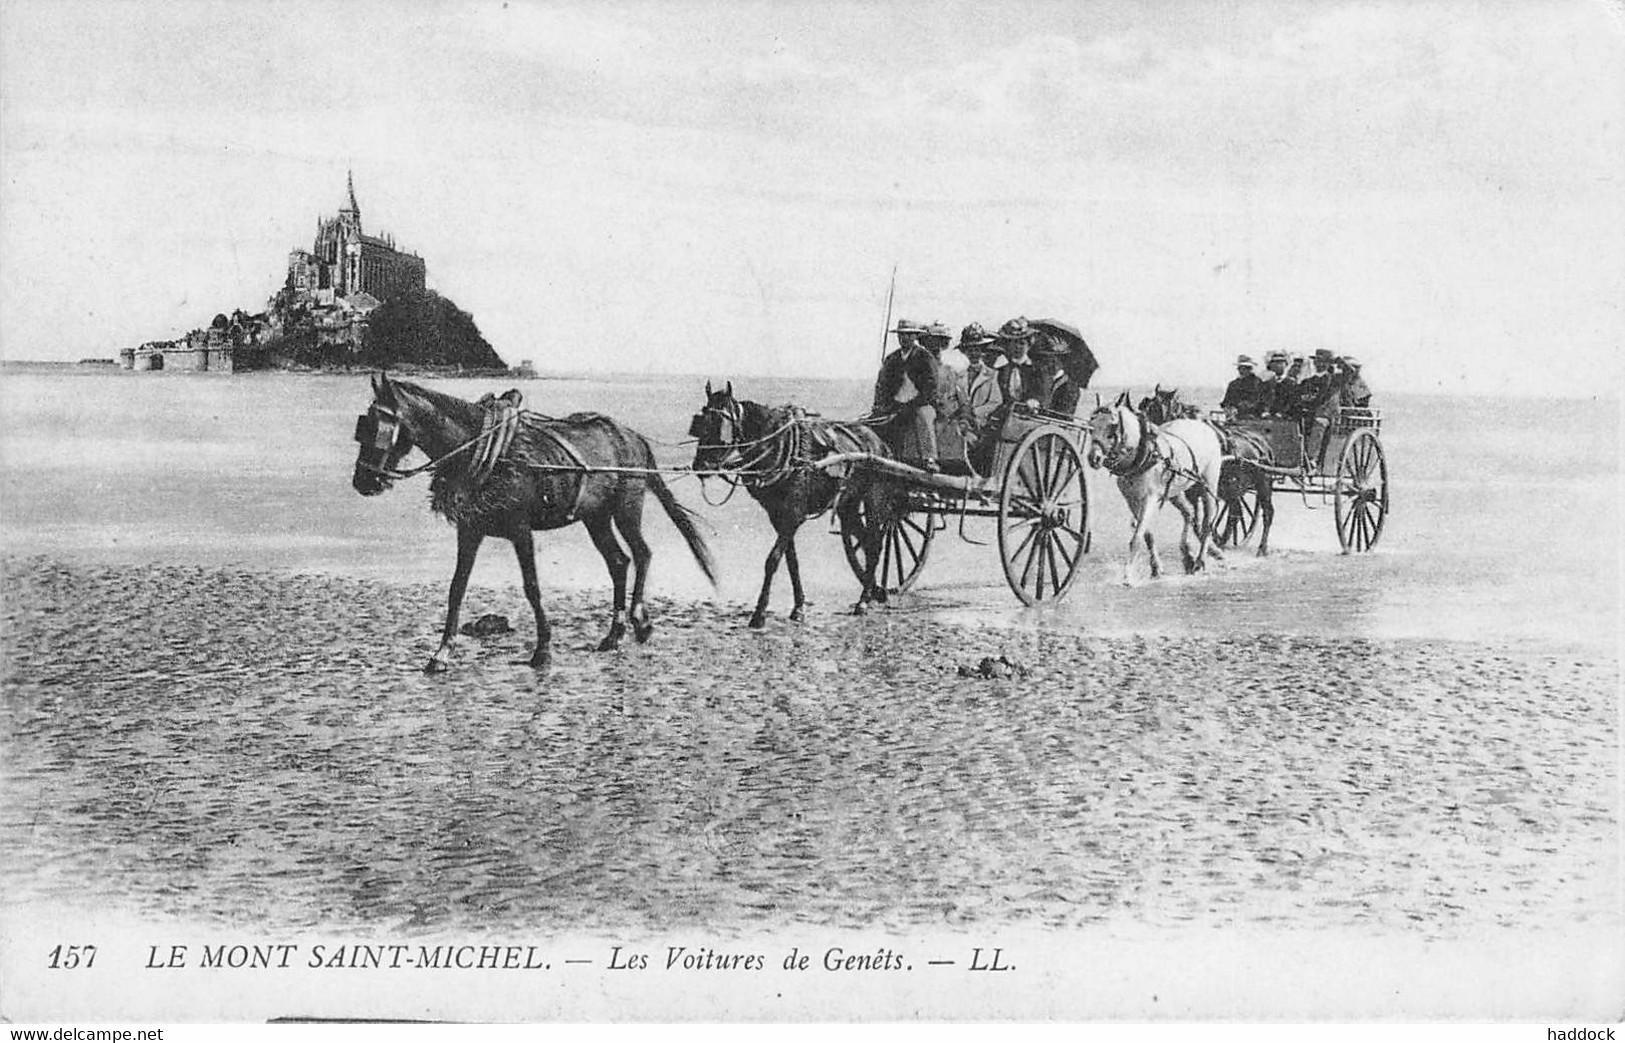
<box><xmin>1221</xmin><ymin>354</ymin><xmax>1267</xmax><ymax>419</ymax></box>
<box><xmin>871</xmin><ymin>317</ymin><xmax>942</xmax><ymax>470</ymax></box>
<box><xmin>1261</xmin><ymin>349</ymin><xmax>1295</xmax><ymax>416</ymax></box>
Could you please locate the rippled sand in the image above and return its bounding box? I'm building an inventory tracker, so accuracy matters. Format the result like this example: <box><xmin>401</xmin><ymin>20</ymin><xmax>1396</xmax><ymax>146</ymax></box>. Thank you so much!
<box><xmin>0</xmin><ymin>556</ymin><xmax>1616</xmax><ymax>939</ymax></box>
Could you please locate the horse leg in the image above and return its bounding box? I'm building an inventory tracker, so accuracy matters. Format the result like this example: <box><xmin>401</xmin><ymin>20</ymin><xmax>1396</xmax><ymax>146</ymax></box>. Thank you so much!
<box><xmin>613</xmin><ymin>493</ymin><xmax>655</xmax><ymax>643</ymax></box>
<box><xmin>784</xmin><ymin>539</ymin><xmax>808</xmax><ymax>623</ymax></box>
<box><xmin>751</xmin><ymin>527</ymin><xmax>791</xmax><ymax>629</ymax></box>
<box><xmin>510</xmin><ymin>528</ymin><xmax>551</xmax><ymax>668</ymax></box>
<box><xmin>427</xmin><ymin>525</ymin><xmax>484</xmax><ymax>673</ymax></box>
<box><xmin>584</xmin><ymin>516</ymin><xmax>630</xmax><ymax>651</ymax></box>
<box><xmin>1195</xmin><ymin>466</ymin><xmax>1223</xmax><ymax>567</ymax></box>
<box><xmin>1170</xmin><ymin>492</ymin><xmax>1201</xmax><ymax>574</ymax></box>
<box><xmin>853</xmin><ymin>489</ymin><xmax>896</xmax><ymax>613</ymax></box>
<box><xmin>1256</xmin><ymin>477</ymin><xmax>1276</xmax><ymax>557</ymax></box>
<box><xmin>1123</xmin><ymin>485</ymin><xmax>1155</xmax><ymax>584</ymax></box>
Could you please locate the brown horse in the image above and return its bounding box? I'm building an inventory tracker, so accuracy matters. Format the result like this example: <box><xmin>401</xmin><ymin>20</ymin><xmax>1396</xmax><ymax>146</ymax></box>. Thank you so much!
<box><xmin>353</xmin><ymin>374</ymin><xmax>716</xmax><ymax>672</ymax></box>
<box><xmin>689</xmin><ymin>382</ymin><xmax>903</xmax><ymax>627</ymax></box>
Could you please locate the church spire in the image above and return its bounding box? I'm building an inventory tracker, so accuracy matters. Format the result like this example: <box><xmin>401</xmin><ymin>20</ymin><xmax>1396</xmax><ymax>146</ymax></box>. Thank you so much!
<box><xmin>342</xmin><ymin>170</ymin><xmax>360</xmax><ymax>213</ymax></box>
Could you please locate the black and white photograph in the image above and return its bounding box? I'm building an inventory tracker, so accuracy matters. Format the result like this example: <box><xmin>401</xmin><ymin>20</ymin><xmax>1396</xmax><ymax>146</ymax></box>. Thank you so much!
<box><xmin>1</xmin><ymin>0</ymin><xmax>1620</xmax><ymax>1028</ymax></box>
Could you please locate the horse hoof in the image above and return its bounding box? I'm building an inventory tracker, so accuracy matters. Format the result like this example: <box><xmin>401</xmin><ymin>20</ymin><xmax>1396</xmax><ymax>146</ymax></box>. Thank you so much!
<box><xmin>789</xmin><ymin>608</ymin><xmax>805</xmax><ymax>623</ymax></box>
<box><xmin>851</xmin><ymin>602</ymin><xmax>868</xmax><ymax>617</ymax></box>
<box><xmin>423</xmin><ymin>658</ymin><xmax>449</xmax><ymax>675</ymax></box>
<box><xmin>633</xmin><ymin>624</ymin><xmax>654</xmax><ymax>644</ymax></box>
<box><xmin>528</xmin><ymin>653</ymin><xmax>552</xmax><ymax>670</ymax></box>
<box><xmin>596</xmin><ymin>629</ymin><xmax>624</xmax><ymax>652</ymax></box>
<box><xmin>748</xmin><ymin>614</ymin><xmax>767</xmax><ymax>630</ymax></box>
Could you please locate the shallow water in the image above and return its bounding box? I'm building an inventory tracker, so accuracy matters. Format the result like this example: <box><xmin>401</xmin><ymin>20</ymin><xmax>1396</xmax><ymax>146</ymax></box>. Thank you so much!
<box><xmin>0</xmin><ymin>368</ymin><xmax>1617</xmax><ymax>653</ymax></box>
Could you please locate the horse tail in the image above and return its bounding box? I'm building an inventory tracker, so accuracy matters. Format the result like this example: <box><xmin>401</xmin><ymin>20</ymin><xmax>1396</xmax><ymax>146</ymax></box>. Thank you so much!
<box><xmin>646</xmin><ymin>468</ymin><xmax>720</xmax><ymax>588</ymax></box>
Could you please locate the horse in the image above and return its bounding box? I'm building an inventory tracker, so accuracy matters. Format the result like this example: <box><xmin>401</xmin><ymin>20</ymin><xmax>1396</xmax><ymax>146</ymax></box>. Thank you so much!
<box><xmin>1085</xmin><ymin>391</ymin><xmax>1225</xmax><ymax>581</ymax></box>
<box><xmin>689</xmin><ymin>381</ymin><xmax>903</xmax><ymax>627</ymax></box>
<box><xmin>1138</xmin><ymin>386</ymin><xmax>1277</xmax><ymax>556</ymax></box>
<box><xmin>352</xmin><ymin>373</ymin><xmax>717</xmax><ymax>672</ymax></box>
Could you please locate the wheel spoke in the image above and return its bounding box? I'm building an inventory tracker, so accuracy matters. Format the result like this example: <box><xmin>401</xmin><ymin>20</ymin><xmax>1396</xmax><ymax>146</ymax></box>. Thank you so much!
<box><xmin>1008</xmin><ymin>494</ymin><xmax>1043</xmax><ymax>517</ymax></box>
<box><xmin>1010</xmin><ymin>518</ymin><xmax>1042</xmax><ymax>565</ymax></box>
<box><xmin>1051</xmin><ymin>526</ymin><xmax>1082</xmax><ymax>567</ymax></box>
<box><xmin>1044</xmin><ymin>533</ymin><xmax>1063</xmax><ymax>596</ymax></box>
<box><xmin>1019</xmin><ymin>529</ymin><xmax>1044</xmax><ymax>589</ymax></box>
<box><xmin>897</xmin><ymin>520</ymin><xmax>919</xmax><ymax>563</ymax></box>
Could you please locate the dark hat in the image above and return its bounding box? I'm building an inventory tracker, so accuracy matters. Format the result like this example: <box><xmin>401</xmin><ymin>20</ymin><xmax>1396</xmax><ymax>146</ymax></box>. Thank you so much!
<box><xmin>996</xmin><ymin>317</ymin><xmax>1034</xmax><ymax>341</ymax></box>
<box><xmin>1313</xmin><ymin>348</ymin><xmax>1335</xmax><ymax>360</ymax></box>
<box><xmin>960</xmin><ymin>322</ymin><xmax>998</xmax><ymax>348</ymax></box>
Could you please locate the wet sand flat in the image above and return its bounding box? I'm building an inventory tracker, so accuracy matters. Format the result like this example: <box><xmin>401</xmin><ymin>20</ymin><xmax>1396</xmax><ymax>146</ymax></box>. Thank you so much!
<box><xmin>2</xmin><ymin>556</ymin><xmax>1616</xmax><ymax>939</ymax></box>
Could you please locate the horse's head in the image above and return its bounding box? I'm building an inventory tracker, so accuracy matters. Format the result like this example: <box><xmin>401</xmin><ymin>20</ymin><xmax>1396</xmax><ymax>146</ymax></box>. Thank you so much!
<box><xmin>1136</xmin><ymin>385</ymin><xmax>1184</xmax><ymax>426</ymax></box>
<box><xmin>689</xmin><ymin>380</ymin><xmax>743</xmax><ymax>472</ymax></box>
<box><xmin>1085</xmin><ymin>402</ymin><xmax>1142</xmax><ymax>471</ymax></box>
<box><xmin>351</xmin><ymin>372</ymin><xmax>418</xmax><ymax>496</ymax></box>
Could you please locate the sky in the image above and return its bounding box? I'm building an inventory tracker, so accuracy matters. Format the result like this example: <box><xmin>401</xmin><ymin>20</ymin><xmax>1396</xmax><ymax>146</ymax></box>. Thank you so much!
<box><xmin>1</xmin><ymin>0</ymin><xmax>1621</xmax><ymax>396</ymax></box>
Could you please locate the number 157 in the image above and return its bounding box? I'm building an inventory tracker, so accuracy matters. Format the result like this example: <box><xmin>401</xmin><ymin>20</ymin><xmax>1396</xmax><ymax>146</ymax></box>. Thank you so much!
<box><xmin>48</xmin><ymin>945</ymin><xmax>97</xmax><ymax>969</ymax></box>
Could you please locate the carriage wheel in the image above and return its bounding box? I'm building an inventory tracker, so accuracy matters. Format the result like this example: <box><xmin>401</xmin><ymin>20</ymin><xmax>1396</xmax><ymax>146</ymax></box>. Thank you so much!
<box><xmin>1334</xmin><ymin>429</ymin><xmax>1389</xmax><ymax>554</ymax></box>
<box><xmin>840</xmin><ymin>499</ymin><xmax>936</xmax><ymax>595</ymax></box>
<box><xmin>998</xmin><ymin>428</ymin><xmax>1090</xmax><ymax>605</ymax></box>
<box><xmin>1211</xmin><ymin>484</ymin><xmax>1261</xmax><ymax>548</ymax></box>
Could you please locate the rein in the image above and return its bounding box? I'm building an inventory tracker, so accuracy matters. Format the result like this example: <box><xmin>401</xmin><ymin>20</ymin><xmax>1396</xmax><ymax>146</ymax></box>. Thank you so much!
<box><xmin>693</xmin><ymin>402</ymin><xmax>806</xmax><ymax>489</ymax></box>
<box><xmin>357</xmin><ymin>406</ymin><xmax>517</xmax><ymax>481</ymax></box>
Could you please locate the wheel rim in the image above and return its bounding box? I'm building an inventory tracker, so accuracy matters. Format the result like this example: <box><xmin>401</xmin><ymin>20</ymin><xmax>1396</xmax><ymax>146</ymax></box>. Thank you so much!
<box><xmin>999</xmin><ymin>429</ymin><xmax>1089</xmax><ymax>605</ymax></box>
<box><xmin>1334</xmin><ymin>430</ymin><xmax>1388</xmax><ymax>553</ymax></box>
<box><xmin>1212</xmin><ymin>485</ymin><xmax>1259</xmax><ymax>548</ymax></box>
<box><xmin>841</xmin><ymin>500</ymin><xmax>935</xmax><ymax>594</ymax></box>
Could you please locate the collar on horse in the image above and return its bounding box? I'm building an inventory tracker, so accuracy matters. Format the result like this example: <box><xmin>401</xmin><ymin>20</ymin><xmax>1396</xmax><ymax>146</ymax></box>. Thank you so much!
<box><xmin>1104</xmin><ymin>412</ymin><xmax>1159</xmax><ymax>478</ymax></box>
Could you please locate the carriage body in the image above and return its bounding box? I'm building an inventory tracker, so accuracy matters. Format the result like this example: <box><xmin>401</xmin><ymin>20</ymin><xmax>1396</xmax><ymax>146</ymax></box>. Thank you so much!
<box><xmin>1214</xmin><ymin>406</ymin><xmax>1389</xmax><ymax>554</ymax></box>
<box><xmin>836</xmin><ymin>403</ymin><xmax>1095</xmax><ymax>605</ymax></box>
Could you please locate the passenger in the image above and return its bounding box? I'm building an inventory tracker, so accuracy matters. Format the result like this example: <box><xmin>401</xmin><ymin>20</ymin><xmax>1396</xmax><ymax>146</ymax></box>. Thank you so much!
<box><xmin>871</xmin><ymin>317</ymin><xmax>942</xmax><ymax>471</ymax></box>
<box><xmin>1029</xmin><ymin>325</ymin><xmax>1081</xmax><ymax>415</ymax></box>
<box><xmin>921</xmin><ymin>321</ymin><xmax>965</xmax><ymax>427</ymax></box>
<box><xmin>1339</xmin><ymin>356</ymin><xmax>1372</xmax><ymax>408</ymax></box>
<box><xmin>957</xmin><ymin>322</ymin><xmax>1003</xmax><ymax>437</ymax></box>
<box><xmin>995</xmin><ymin>317</ymin><xmax>1048</xmax><ymax>410</ymax></box>
<box><xmin>1260</xmin><ymin>350</ymin><xmax>1293</xmax><ymax>415</ymax></box>
<box><xmin>1294</xmin><ymin>349</ymin><xmax>1334</xmax><ymax>419</ymax></box>
<box><xmin>1277</xmin><ymin>354</ymin><xmax>1309</xmax><ymax>415</ymax></box>
<box><xmin>1304</xmin><ymin>350</ymin><xmax>1358</xmax><ymax>467</ymax></box>
<box><xmin>1221</xmin><ymin>354</ymin><xmax>1268</xmax><ymax>418</ymax></box>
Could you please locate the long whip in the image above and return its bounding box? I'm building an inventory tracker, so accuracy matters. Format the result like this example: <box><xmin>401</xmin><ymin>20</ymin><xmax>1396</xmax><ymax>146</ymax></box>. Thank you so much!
<box><xmin>879</xmin><ymin>264</ymin><xmax>897</xmax><ymax>363</ymax></box>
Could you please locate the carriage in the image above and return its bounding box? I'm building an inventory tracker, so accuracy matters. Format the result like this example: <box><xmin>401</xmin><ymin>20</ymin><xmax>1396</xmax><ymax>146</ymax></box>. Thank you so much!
<box><xmin>1211</xmin><ymin>405</ymin><xmax>1389</xmax><ymax>554</ymax></box>
<box><xmin>815</xmin><ymin>403</ymin><xmax>1095</xmax><ymax>606</ymax></box>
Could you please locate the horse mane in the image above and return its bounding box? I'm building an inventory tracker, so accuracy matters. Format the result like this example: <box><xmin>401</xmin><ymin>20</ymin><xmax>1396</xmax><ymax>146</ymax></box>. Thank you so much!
<box><xmin>385</xmin><ymin>378</ymin><xmax>485</xmax><ymax>431</ymax></box>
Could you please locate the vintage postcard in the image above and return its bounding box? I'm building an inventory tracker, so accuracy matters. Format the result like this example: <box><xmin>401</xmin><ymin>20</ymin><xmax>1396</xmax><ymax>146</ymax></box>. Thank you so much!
<box><xmin>1</xmin><ymin>0</ymin><xmax>1620</xmax><ymax>1027</ymax></box>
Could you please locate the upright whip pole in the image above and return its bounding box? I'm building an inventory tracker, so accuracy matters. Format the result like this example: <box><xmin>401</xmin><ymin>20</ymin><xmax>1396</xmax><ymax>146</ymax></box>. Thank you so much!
<box><xmin>879</xmin><ymin>264</ymin><xmax>898</xmax><ymax>363</ymax></box>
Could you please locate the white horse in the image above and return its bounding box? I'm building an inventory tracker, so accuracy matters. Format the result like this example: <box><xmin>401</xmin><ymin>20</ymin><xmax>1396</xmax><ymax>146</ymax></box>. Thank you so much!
<box><xmin>1085</xmin><ymin>393</ymin><xmax>1225</xmax><ymax>581</ymax></box>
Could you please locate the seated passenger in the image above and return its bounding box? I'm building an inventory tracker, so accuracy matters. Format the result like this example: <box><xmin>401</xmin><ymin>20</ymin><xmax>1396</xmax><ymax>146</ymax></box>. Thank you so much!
<box><xmin>871</xmin><ymin>317</ymin><xmax>942</xmax><ymax>471</ymax></box>
<box><xmin>1338</xmin><ymin>356</ymin><xmax>1372</xmax><ymax>408</ymax></box>
<box><xmin>1260</xmin><ymin>350</ymin><xmax>1294</xmax><ymax>415</ymax></box>
<box><xmin>957</xmin><ymin>322</ymin><xmax>1003</xmax><ymax>437</ymax></box>
<box><xmin>1221</xmin><ymin>355</ymin><xmax>1268</xmax><ymax>418</ymax></box>
<box><xmin>995</xmin><ymin>317</ymin><xmax>1047</xmax><ymax>409</ymax></box>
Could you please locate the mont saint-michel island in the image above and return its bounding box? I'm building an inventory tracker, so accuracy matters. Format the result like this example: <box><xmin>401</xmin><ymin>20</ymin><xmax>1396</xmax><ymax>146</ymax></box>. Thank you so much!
<box><xmin>118</xmin><ymin>174</ymin><xmax>520</xmax><ymax>376</ymax></box>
